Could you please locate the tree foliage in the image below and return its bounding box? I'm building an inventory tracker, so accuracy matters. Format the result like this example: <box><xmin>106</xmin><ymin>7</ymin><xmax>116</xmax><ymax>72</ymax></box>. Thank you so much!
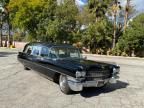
<box><xmin>8</xmin><ymin>0</ymin><xmax>56</xmax><ymax>40</ymax></box>
<box><xmin>0</xmin><ymin>0</ymin><xmax>9</xmax><ymax>5</ymax></box>
<box><xmin>7</xmin><ymin>0</ymin><xmax>144</xmax><ymax>57</ymax></box>
<box><xmin>88</xmin><ymin>0</ymin><xmax>112</xmax><ymax>19</ymax></box>
<box><xmin>8</xmin><ymin>0</ymin><xmax>79</xmax><ymax>43</ymax></box>
<box><xmin>76</xmin><ymin>0</ymin><xmax>113</xmax><ymax>53</ymax></box>
<box><xmin>116</xmin><ymin>13</ymin><xmax>144</xmax><ymax>57</ymax></box>
<box><xmin>82</xmin><ymin>18</ymin><xmax>113</xmax><ymax>53</ymax></box>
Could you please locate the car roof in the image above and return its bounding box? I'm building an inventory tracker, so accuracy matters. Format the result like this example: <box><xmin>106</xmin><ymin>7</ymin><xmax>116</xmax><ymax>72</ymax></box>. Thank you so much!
<box><xmin>27</xmin><ymin>42</ymin><xmax>76</xmax><ymax>48</ymax></box>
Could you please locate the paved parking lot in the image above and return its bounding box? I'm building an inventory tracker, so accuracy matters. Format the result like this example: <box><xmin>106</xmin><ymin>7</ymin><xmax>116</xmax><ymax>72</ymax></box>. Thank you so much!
<box><xmin>0</xmin><ymin>48</ymin><xmax>144</xmax><ymax>108</ymax></box>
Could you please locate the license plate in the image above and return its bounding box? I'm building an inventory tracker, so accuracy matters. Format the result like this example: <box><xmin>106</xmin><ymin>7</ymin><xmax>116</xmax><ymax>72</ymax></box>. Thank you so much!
<box><xmin>85</xmin><ymin>81</ymin><xmax>98</xmax><ymax>87</ymax></box>
<box><xmin>84</xmin><ymin>80</ymin><xmax>105</xmax><ymax>87</ymax></box>
<box><xmin>97</xmin><ymin>81</ymin><xmax>105</xmax><ymax>87</ymax></box>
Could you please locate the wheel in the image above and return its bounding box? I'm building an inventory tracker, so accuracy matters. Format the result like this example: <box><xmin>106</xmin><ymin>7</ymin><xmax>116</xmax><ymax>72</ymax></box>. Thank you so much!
<box><xmin>24</xmin><ymin>66</ymin><xmax>30</xmax><ymax>70</ymax></box>
<box><xmin>59</xmin><ymin>74</ymin><xmax>72</xmax><ymax>94</ymax></box>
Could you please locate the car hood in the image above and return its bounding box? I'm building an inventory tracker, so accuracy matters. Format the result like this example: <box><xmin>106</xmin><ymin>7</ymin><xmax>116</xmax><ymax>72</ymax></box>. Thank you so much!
<box><xmin>56</xmin><ymin>59</ymin><xmax>118</xmax><ymax>72</ymax></box>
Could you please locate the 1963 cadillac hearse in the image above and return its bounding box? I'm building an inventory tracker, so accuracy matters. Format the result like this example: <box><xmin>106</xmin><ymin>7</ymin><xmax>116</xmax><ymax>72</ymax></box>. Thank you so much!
<box><xmin>18</xmin><ymin>42</ymin><xmax>120</xmax><ymax>94</ymax></box>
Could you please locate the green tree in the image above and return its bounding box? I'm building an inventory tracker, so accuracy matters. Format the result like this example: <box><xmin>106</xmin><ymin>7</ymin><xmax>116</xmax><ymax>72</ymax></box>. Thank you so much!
<box><xmin>117</xmin><ymin>13</ymin><xmax>144</xmax><ymax>57</ymax></box>
<box><xmin>110</xmin><ymin>0</ymin><xmax>121</xmax><ymax>49</ymax></box>
<box><xmin>8</xmin><ymin>0</ymin><xmax>57</xmax><ymax>41</ymax></box>
<box><xmin>83</xmin><ymin>18</ymin><xmax>113</xmax><ymax>54</ymax></box>
<box><xmin>37</xmin><ymin>0</ymin><xmax>79</xmax><ymax>43</ymax></box>
<box><xmin>88</xmin><ymin>0</ymin><xmax>112</xmax><ymax>22</ymax></box>
<box><xmin>8</xmin><ymin>0</ymin><xmax>79</xmax><ymax>43</ymax></box>
<box><xmin>0</xmin><ymin>0</ymin><xmax>11</xmax><ymax>47</ymax></box>
<box><xmin>0</xmin><ymin>0</ymin><xmax>9</xmax><ymax>5</ymax></box>
<box><xmin>77</xmin><ymin>0</ymin><xmax>113</xmax><ymax>53</ymax></box>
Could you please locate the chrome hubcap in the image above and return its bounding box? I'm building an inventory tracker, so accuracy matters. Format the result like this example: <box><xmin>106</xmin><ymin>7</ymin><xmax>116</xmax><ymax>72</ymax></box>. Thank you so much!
<box><xmin>60</xmin><ymin>75</ymin><xmax>67</xmax><ymax>91</ymax></box>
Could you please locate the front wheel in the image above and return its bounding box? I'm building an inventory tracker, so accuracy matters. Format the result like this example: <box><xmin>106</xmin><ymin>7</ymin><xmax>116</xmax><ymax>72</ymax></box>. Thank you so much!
<box><xmin>59</xmin><ymin>75</ymin><xmax>72</xmax><ymax>94</ymax></box>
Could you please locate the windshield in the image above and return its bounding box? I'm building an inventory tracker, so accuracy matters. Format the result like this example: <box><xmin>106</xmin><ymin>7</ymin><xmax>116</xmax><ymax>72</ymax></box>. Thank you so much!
<box><xmin>50</xmin><ymin>47</ymin><xmax>81</xmax><ymax>59</ymax></box>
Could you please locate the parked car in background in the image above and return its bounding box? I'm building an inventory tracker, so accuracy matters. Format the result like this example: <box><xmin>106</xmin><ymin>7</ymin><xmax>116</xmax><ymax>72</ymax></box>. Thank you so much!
<box><xmin>18</xmin><ymin>42</ymin><xmax>120</xmax><ymax>94</ymax></box>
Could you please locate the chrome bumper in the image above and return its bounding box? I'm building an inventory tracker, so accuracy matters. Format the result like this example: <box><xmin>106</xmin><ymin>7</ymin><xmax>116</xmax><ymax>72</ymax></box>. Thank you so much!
<box><xmin>67</xmin><ymin>75</ymin><xmax>119</xmax><ymax>92</ymax></box>
<box><xmin>83</xmin><ymin>79</ymin><xmax>109</xmax><ymax>87</ymax></box>
<box><xmin>67</xmin><ymin>77</ymin><xmax>83</xmax><ymax>91</ymax></box>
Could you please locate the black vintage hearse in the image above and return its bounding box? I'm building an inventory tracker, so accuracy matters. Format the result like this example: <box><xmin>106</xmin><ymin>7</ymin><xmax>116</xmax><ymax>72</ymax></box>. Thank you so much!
<box><xmin>18</xmin><ymin>42</ymin><xmax>120</xmax><ymax>94</ymax></box>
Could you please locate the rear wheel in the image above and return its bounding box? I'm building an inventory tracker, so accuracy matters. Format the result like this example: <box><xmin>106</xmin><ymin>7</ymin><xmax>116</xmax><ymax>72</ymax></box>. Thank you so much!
<box><xmin>24</xmin><ymin>66</ymin><xmax>30</xmax><ymax>70</ymax></box>
<box><xmin>59</xmin><ymin>75</ymin><xmax>72</xmax><ymax>94</ymax></box>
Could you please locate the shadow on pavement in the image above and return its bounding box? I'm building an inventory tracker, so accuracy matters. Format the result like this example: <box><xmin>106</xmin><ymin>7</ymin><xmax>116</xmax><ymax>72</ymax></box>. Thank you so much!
<box><xmin>80</xmin><ymin>80</ymin><xmax>129</xmax><ymax>98</ymax></box>
<box><xmin>0</xmin><ymin>52</ymin><xmax>17</xmax><ymax>57</ymax></box>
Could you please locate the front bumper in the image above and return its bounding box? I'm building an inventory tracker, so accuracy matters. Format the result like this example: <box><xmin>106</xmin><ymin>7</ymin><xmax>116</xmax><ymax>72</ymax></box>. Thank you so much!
<box><xmin>67</xmin><ymin>75</ymin><xmax>119</xmax><ymax>91</ymax></box>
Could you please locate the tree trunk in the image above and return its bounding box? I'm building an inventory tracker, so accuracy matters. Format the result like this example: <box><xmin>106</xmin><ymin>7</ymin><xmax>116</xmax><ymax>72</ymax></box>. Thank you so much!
<box><xmin>8</xmin><ymin>12</ymin><xmax>11</xmax><ymax>47</ymax></box>
<box><xmin>0</xmin><ymin>30</ymin><xmax>2</xmax><ymax>47</ymax></box>
<box><xmin>4</xmin><ymin>36</ymin><xmax>7</xmax><ymax>47</ymax></box>
<box><xmin>112</xmin><ymin>0</ymin><xmax>118</xmax><ymax>49</ymax></box>
<box><xmin>0</xmin><ymin>13</ymin><xmax>3</xmax><ymax>47</ymax></box>
<box><xmin>124</xmin><ymin>11</ymin><xmax>128</xmax><ymax>31</ymax></box>
<box><xmin>112</xmin><ymin>13</ymin><xmax>117</xmax><ymax>49</ymax></box>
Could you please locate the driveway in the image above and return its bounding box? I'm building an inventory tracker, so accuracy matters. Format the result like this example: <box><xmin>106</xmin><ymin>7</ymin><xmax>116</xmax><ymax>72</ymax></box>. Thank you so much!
<box><xmin>0</xmin><ymin>48</ymin><xmax>144</xmax><ymax>108</ymax></box>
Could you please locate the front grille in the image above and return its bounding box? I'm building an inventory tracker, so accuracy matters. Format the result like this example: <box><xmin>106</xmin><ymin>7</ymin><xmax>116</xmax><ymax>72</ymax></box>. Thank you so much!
<box><xmin>86</xmin><ymin>69</ymin><xmax>111</xmax><ymax>81</ymax></box>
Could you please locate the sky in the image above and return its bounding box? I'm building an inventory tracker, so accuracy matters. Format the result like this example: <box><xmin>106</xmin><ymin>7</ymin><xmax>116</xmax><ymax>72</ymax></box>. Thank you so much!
<box><xmin>120</xmin><ymin>0</ymin><xmax>144</xmax><ymax>13</ymax></box>
<box><xmin>76</xmin><ymin>0</ymin><xmax>144</xmax><ymax>13</ymax></box>
<box><xmin>75</xmin><ymin>0</ymin><xmax>88</xmax><ymax>11</ymax></box>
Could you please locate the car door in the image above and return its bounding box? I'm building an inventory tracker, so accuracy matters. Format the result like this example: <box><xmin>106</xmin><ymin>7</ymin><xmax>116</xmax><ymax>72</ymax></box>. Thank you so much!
<box><xmin>21</xmin><ymin>44</ymin><xmax>42</xmax><ymax>70</ymax></box>
<box><xmin>20</xmin><ymin>44</ymin><xmax>34</xmax><ymax>69</ymax></box>
<box><xmin>29</xmin><ymin>45</ymin><xmax>42</xmax><ymax>71</ymax></box>
<box><xmin>34</xmin><ymin>46</ymin><xmax>58</xmax><ymax>79</ymax></box>
<box><xmin>43</xmin><ymin>47</ymin><xmax>74</xmax><ymax>77</ymax></box>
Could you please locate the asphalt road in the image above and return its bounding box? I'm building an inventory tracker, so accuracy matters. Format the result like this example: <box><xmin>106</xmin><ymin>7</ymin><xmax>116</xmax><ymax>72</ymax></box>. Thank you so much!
<box><xmin>0</xmin><ymin>48</ymin><xmax>144</xmax><ymax>108</ymax></box>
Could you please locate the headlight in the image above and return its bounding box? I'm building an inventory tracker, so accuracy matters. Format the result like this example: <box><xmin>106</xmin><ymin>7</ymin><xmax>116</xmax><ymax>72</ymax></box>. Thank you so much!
<box><xmin>113</xmin><ymin>67</ymin><xmax>120</xmax><ymax>74</ymax></box>
<box><xmin>76</xmin><ymin>71</ymin><xmax>86</xmax><ymax>78</ymax></box>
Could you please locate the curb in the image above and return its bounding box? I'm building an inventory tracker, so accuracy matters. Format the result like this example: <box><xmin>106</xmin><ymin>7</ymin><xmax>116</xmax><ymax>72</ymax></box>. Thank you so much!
<box><xmin>0</xmin><ymin>47</ymin><xmax>22</xmax><ymax>52</ymax></box>
<box><xmin>83</xmin><ymin>54</ymin><xmax>144</xmax><ymax>60</ymax></box>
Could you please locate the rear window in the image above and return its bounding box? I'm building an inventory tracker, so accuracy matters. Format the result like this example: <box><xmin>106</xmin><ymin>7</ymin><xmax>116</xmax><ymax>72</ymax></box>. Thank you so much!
<box><xmin>24</xmin><ymin>44</ymin><xmax>33</xmax><ymax>55</ymax></box>
<box><xmin>23</xmin><ymin>44</ymin><xmax>41</xmax><ymax>56</ymax></box>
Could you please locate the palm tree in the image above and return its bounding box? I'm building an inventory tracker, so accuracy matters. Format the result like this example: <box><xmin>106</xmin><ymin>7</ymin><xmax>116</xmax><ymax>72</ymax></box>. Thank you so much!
<box><xmin>111</xmin><ymin>0</ymin><xmax>121</xmax><ymax>49</ymax></box>
<box><xmin>124</xmin><ymin>0</ymin><xmax>130</xmax><ymax>32</ymax></box>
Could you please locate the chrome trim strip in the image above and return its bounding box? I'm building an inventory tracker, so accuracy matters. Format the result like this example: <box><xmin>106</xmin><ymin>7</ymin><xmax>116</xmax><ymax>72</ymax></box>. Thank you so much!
<box><xmin>19</xmin><ymin>58</ymin><xmax>62</xmax><ymax>74</ymax></box>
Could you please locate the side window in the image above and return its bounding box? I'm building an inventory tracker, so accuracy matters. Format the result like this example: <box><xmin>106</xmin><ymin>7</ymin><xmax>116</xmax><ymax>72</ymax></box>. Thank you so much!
<box><xmin>49</xmin><ymin>48</ymin><xmax>57</xmax><ymax>59</ymax></box>
<box><xmin>69</xmin><ymin>49</ymin><xmax>79</xmax><ymax>58</ymax></box>
<box><xmin>24</xmin><ymin>45</ymin><xmax>32</xmax><ymax>55</ymax></box>
<box><xmin>58</xmin><ymin>48</ymin><xmax>68</xmax><ymax>58</ymax></box>
<box><xmin>40</xmin><ymin>47</ymin><xmax>49</xmax><ymax>58</ymax></box>
<box><xmin>31</xmin><ymin>46</ymin><xmax>41</xmax><ymax>56</ymax></box>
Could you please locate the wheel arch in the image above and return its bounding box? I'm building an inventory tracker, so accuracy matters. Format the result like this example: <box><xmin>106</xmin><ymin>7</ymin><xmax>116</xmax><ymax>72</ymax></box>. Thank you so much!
<box><xmin>53</xmin><ymin>73</ymin><xmax>60</xmax><ymax>83</ymax></box>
